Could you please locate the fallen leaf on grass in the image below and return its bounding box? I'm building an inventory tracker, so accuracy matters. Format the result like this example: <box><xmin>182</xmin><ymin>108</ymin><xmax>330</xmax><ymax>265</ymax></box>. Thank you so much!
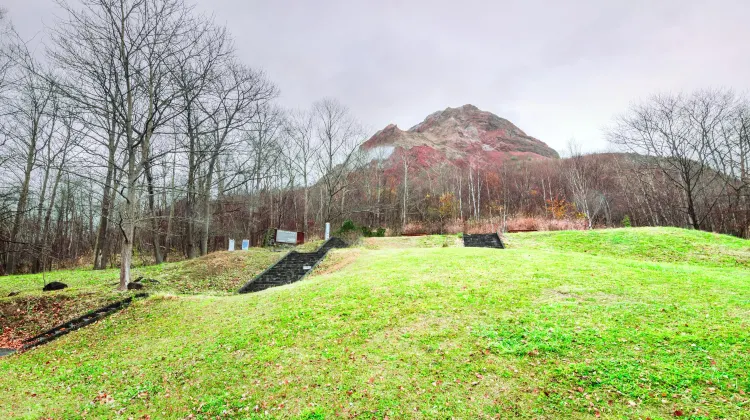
<box><xmin>93</xmin><ymin>391</ymin><xmax>114</xmax><ymax>404</ymax></box>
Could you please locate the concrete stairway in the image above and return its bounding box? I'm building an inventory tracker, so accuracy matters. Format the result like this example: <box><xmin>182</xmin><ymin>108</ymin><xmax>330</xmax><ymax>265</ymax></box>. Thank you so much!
<box><xmin>463</xmin><ymin>233</ymin><xmax>505</xmax><ymax>249</ymax></box>
<box><xmin>238</xmin><ymin>237</ymin><xmax>348</xmax><ymax>294</ymax></box>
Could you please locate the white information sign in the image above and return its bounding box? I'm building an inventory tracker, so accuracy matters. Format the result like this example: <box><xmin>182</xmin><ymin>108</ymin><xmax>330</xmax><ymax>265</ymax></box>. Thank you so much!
<box><xmin>276</xmin><ymin>229</ymin><xmax>297</xmax><ymax>244</ymax></box>
<box><xmin>325</xmin><ymin>223</ymin><xmax>330</xmax><ymax>240</ymax></box>
<box><xmin>228</xmin><ymin>239</ymin><xmax>235</xmax><ymax>251</ymax></box>
<box><xmin>241</xmin><ymin>239</ymin><xmax>249</xmax><ymax>250</ymax></box>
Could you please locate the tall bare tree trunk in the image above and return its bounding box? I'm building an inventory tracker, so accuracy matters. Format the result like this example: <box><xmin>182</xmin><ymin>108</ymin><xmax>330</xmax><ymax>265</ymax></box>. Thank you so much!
<box><xmin>119</xmin><ymin>145</ymin><xmax>137</xmax><ymax>290</ymax></box>
<box><xmin>7</xmin><ymin>120</ymin><xmax>40</xmax><ymax>274</ymax></box>
<box><xmin>94</xmin><ymin>128</ymin><xmax>118</xmax><ymax>269</ymax></box>
<box><xmin>31</xmin><ymin>150</ymin><xmax>51</xmax><ymax>273</ymax></box>
<box><xmin>118</xmin><ymin>14</ymin><xmax>136</xmax><ymax>291</ymax></box>
<box><xmin>164</xmin><ymin>152</ymin><xmax>177</xmax><ymax>260</ymax></box>
<box><xmin>185</xmin><ymin>114</ymin><xmax>199</xmax><ymax>258</ymax></box>
<box><xmin>144</xmin><ymin>161</ymin><xmax>162</xmax><ymax>263</ymax></box>
<box><xmin>200</xmin><ymin>155</ymin><xmax>218</xmax><ymax>256</ymax></box>
<box><xmin>402</xmin><ymin>157</ymin><xmax>409</xmax><ymax>229</ymax></box>
<box><xmin>303</xmin><ymin>176</ymin><xmax>309</xmax><ymax>233</ymax></box>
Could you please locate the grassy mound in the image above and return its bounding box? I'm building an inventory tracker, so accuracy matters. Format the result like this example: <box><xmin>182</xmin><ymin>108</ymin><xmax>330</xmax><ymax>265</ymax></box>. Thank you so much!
<box><xmin>0</xmin><ymin>249</ymin><xmax>283</xmax><ymax>346</ymax></box>
<box><xmin>362</xmin><ymin>234</ymin><xmax>461</xmax><ymax>249</ymax></box>
<box><xmin>0</xmin><ymin>248</ymin><xmax>284</xmax><ymax>298</ymax></box>
<box><xmin>507</xmin><ymin>227</ymin><xmax>749</xmax><ymax>268</ymax></box>
<box><xmin>146</xmin><ymin>249</ymin><xmax>282</xmax><ymax>294</ymax></box>
<box><xmin>1</xmin><ymin>228</ymin><xmax>748</xmax><ymax>418</ymax></box>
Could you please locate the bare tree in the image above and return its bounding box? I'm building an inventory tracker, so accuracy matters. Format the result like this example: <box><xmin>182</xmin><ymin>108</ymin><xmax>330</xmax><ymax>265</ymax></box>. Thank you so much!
<box><xmin>49</xmin><ymin>5</ymin><xmax>127</xmax><ymax>270</ymax></box>
<box><xmin>284</xmin><ymin>109</ymin><xmax>319</xmax><ymax>233</ymax></box>
<box><xmin>0</xmin><ymin>7</ymin><xmax>13</xmax><ymax>95</ymax></box>
<box><xmin>312</xmin><ymin>98</ymin><xmax>363</xmax><ymax>223</ymax></box>
<box><xmin>1</xmin><ymin>46</ymin><xmax>57</xmax><ymax>274</ymax></box>
<box><xmin>733</xmin><ymin>101</ymin><xmax>750</xmax><ymax>235</ymax></box>
<box><xmin>467</xmin><ymin>162</ymin><xmax>483</xmax><ymax>221</ymax></box>
<box><xmin>608</xmin><ymin>90</ymin><xmax>735</xmax><ymax>230</ymax></box>
<box><xmin>400</xmin><ymin>150</ymin><xmax>414</xmax><ymax>229</ymax></box>
<box><xmin>714</xmin><ymin>96</ymin><xmax>750</xmax><ymax>236</ymax></box>
<box><xmin>565</xmin><ymin>140</ymin><xmax>606</xmax><ymax>229</ymax></box>
<box><xmin>32</xmin><ymin>104</ymin><xmax>79</xmax><ymax>272</ymax></box>
<box><xmin>172</xmin><ymin>18</ymin><xmax>233</xmax><ymax>258</ymax></box>
<box><xmin>52</xmin><ymin>0</ymin><xmax>197</xmax><ymax>289</ymax></box>
<box><xmin>243</xmin><ymin>103</ymin><xmax>284</xmax><ymax>223</ymax></box>
<box><xmin>197</xmin><ymin>62</ymin><xmax>277</xmax><ymax>255</ymax></box>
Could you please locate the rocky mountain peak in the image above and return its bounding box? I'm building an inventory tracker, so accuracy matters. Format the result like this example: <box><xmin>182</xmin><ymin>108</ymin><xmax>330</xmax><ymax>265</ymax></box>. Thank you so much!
<box><xmin>362</xmin><ymin>105</ymin><xmax>559</xmax><ymax>168</ymax></box>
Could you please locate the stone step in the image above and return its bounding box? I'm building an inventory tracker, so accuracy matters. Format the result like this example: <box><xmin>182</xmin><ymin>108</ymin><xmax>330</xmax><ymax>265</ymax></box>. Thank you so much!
<box><xmin>238</xmin><ymin>237</ymin><xmax>349</xmax><ymax>294</ymax></box>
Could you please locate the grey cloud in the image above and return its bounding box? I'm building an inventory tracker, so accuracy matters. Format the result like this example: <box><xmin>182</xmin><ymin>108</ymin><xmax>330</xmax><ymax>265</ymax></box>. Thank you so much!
<box><xmin>4</xmin><ymin>0</ymin><xmax>750</xmax><ymax>153</ymax></box>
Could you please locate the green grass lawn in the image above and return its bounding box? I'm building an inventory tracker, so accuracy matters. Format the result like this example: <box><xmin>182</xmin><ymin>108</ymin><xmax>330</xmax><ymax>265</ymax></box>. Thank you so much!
<box><xmin>0</xmin><ymin>228</ymin><xmax>748</xmax><ymax>419</ymax></box>
<box><xmin>0</xmin><ymin>249</ymin><xmax>283</xmax><ymax>342</ymax></box>
<box><xmin>507</xmin><ymin>227</ymin><xmax>749</xmax><ymax>268</ymax></box>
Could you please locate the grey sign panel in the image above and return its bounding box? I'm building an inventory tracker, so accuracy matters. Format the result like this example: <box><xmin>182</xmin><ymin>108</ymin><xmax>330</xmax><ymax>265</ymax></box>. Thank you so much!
<box><xmin>276</xmin><ymin>229</ymin><xmax>297</xmax><ymax>244</ymax></box>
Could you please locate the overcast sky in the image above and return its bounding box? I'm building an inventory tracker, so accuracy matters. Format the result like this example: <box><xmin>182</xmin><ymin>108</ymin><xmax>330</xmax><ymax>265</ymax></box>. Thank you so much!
<box><xmin>4</xmin><ymin>0</ymin><xmax>750</xmax><ymax>152</ymax></box>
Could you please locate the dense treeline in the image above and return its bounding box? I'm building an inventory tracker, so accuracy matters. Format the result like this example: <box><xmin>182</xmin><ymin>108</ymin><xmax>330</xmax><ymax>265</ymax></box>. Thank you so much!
<box><xmin>361</xmin><ymin>90</ymin><xmax>749</xmax><ymax>238</ymax></box>
<box><xmin>0</xmin><ymin>3</ymin><xmax>747</xmax><ymax>286</ymax></box>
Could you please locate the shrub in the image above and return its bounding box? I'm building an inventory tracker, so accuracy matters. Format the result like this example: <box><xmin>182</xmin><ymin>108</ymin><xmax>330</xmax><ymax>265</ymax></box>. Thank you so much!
<box><xmin>504</xmin><ymin>216</ymin><xmax>587</xmax><ymax>232</ymax></box>
<box><xmin>505</xmin><ymin>217</ymin><xmax>539</xmax><ymax>232</ymax></box>
<box><xmin>336</xmin><ymin>219</ymin><xmax>385</xmax><ymax>238</ymax></box>
<box><xmin>402</xmin><ymin>222</ymin><xmax>427</xmax><ymax>235</ymax></box>
<box><xmin>262</xmin><ymin>229</ymin><xmax>275</xmax><ymax>247</ymax></box>
<box><xmin>464</xmin><ymin>218</ymin><xmax>502</xmax><ymax>234</ymax></box>
<box><xmin>359</xmin><ymin>226</ymin><xmax>385</xmax><ymax>237</ymax></box>
<box><xmin>546</xmin><ymin>197</ymin><xmax>575</xmax><ymax>220</ymax></box>
<box><xmin>337</xmin><ymin>220</ymin><xmax>358</xmax><ymax>234</ymax></box>
<box><xmin>622</xmin><ymin>215</ymin><xmax>632</xmax><ymax>228</ymax></box>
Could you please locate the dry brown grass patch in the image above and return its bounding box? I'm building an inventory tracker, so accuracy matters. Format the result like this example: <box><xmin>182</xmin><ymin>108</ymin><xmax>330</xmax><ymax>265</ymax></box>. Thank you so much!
<box><xmin>312</xmin><ymin>249</ymin><xmax>361</xmax><ymax>276</ymax></box>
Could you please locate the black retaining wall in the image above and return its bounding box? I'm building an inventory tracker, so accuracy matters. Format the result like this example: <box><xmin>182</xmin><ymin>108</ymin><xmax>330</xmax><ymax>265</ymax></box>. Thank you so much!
<box><xmin>463</xmin><ymin>233</ymin><xmax>505</xmax><ymax>249</ymax></box>
<box><xmin>21</xmin><ymin>293</ymin><xmax>148</xmax><ymax>351</ymax></box>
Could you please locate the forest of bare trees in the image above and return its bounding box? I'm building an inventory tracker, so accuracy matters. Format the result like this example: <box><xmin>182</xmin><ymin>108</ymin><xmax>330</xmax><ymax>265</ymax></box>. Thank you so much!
<box><xmin>0</xmin><ymin>2</ymin><xmax>747</xmax><ymax>287</ymax></box>
<box><xmin>0</xmin><ymin>0</ymin><xmax>365</xmax><ymax>288</ymax></box>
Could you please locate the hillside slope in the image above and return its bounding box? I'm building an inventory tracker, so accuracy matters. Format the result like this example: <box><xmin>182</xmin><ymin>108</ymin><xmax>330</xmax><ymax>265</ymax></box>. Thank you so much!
<box><xmin>1</xmin><ymin>228</ymin><xmax>748</xmax><ymax>419</ymax></box>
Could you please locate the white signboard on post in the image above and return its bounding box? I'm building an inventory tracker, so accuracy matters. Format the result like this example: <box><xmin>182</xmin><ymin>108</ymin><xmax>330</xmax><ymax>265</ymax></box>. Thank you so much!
<box><xmin>276</xmin><ymin>229</ymin><xmax>297</xmax><ymax>244</ymax></box>
<box><xmin>228</xmin><ymin>239</ymin><xmax>235</xmax><ymax>251</ymax></box>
